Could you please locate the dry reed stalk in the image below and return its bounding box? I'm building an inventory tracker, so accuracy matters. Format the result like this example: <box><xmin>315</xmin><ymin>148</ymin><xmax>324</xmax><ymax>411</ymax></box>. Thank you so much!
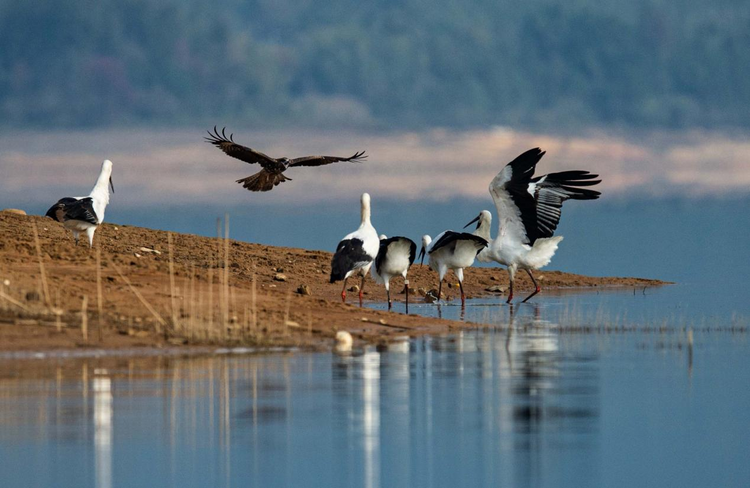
<box><xmin>243</xmin><ymin>305</ymin><xmax>248</xmax><ymax>339</ymax></box>
<box><xmin>168</xmin><ymin>233</ymin><xmax>179</xmax><ymax>334</ymax></box>
<box><xmin>283</xmin><ymin>289</ymin><xmax>292</xmax><ymax>336</ymax></box>
<box><xmin>208</xmin><ymin>267</ymin><xmax>214</xmax><ymax>339</ymax></box>
<box><xmin>251</xmin><ymin>264</ymin><xmax>257</xmax><ymax>336</ymax></box>
<box><xmin>182</xmin><ymin>273</ymin><xmax>189</xmax><ymax>332</ymax></box>
<box><xmin>81</xmin><ymin>295</ymin><xmax>88</xmax><ymax>342</ymax></box>
<box><xmin>196</xmin><ymin>270</ymin><xmax>204</xmax><ymax>339</ymax></box>
<box><xmin>96</xmin><ymin>248</ymin><xmax>103</xmax><ymax>342</ymax></box>
<box><xmin>31</xmin><ymin>221</ymin><xmax>51</xmax><ymax>307</ymax></box>
<box><xmin>224</xmin><ymin>213</ymin><xmax>230</xmax><ymax>331</ymax></box>
<box><xmin>216</xmin><ymin>218</ymin><xmax>224</xmax><ymax>327</ymax></box>
<box><xmin>55</xmin><ymin>288</ymin><xmax>62</xmax><ymax>332</ymax></box>
<box><xmin>111</xmin><ymin>260</ymin><xmax>166</xmax><ymax>333</ymax></box>
<box><xmin>189</xmin><ymin>263</ymin><xmax>195</xmax><ymax>336</ymax></box>
<box><xmin>0</xmin><ymin>290</ymin><xmax>31</xmax><ymax>312</ymax></box>
<box><xmin>0</xmin><ymin>272</ymin><xmax>5</xmax><ymax>313</ymax></box>
<box><xmin>230</xmin><ymin>287</ymin><xmax>237</xmax><ymax>337</ymax></box>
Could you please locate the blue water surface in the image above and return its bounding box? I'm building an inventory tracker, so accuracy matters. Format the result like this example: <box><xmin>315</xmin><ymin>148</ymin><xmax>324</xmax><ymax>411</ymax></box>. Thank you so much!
<box><xmin>0</xmin><ymin>324</ymin><xmax>748</xmax><ymax>488</ymax></box>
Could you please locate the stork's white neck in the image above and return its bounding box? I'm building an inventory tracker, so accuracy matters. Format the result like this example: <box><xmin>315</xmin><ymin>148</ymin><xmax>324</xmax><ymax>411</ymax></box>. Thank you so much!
<box><xmin>360</xmin><ymin>193</ymin><xmax>371</xmax><ymax>227</ymax></box>
<box><xmin>474</xmin><ymin>213</ymin><xmax>492</xmax><ymax>242</ymax></box>
<box><xmin>89</xmin><ymin>160</ymin><xmax>113</xmax><ymax>212</ymax></box>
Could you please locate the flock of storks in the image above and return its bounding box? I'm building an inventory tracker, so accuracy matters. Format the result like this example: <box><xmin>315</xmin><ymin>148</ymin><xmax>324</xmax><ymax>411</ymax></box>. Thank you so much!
<box><xmin>45</xmin><ymin>127</ymin><xmax>601</xmax><ymax>311</ymax></box>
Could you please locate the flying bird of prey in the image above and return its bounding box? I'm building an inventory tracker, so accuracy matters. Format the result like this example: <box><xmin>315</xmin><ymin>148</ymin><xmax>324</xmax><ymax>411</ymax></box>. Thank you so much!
<box><xmin>205</xmin><ymin>126</ymin><xmax>368</xmax><ymax>192</ymax></box>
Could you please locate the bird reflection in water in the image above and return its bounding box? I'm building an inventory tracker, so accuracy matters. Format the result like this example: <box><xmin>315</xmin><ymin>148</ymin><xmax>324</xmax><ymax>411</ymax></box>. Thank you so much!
<box><xmin>93</xmin><ymin>370</ymin><xmax>112</xmax><ymax>488</ymax></box>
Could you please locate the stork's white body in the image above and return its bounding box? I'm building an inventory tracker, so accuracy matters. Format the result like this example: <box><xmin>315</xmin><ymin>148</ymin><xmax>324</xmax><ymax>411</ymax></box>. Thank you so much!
<box><xmin>371</xmin><ymin>235</ymin><xmax>416</xmax><ymax>311</ymax></box>
<box><xmin>340</xmin><ymin>225</ymin><xmax>379</xmax><ymax>280</ymax></box>
<box><xmin>421</xmin><ymin>231</ymin><xmax>486</xmax><ymax>305</ymax></box>
<box><xmin>424</xmin><ymin>232</ymin><xmax>482</xmax><ymax>284</ymax></box>
<box><xmin>371</xmin><ymin>240</ymin><xmax>412</xmax><ymax>287</ymax></box>
<box><xmin>473</xmin><ymin>210</ymin><xmax>562</xmax><ymax>280</ymax></box>
<box><xmin>52</xmin><ymin>160</ymin><xmax>114</xmax><ymax>247</ymax></box>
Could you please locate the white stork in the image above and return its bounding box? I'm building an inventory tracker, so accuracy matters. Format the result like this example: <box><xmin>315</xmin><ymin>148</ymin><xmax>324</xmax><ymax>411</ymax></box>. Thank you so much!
<box><xmin>371</xmin><ymin>235</ymin><xmax>417</xmax><ymax>312</ymax></box>
<box><xmin>45</xmin><ymin>159</ymin><xmax>114</xmax><ymax>247</ymax></box>
<box><xmin>464</xmin><ymin>147</ymin><xmax>601</xmax><ymax>303</ymax></box>
<box><xmin>330</xmin><ymin>193</ymin><xmax>379</xmax><ymax>306</ymax></box>
<box><xmin>419</xmin><ymin>231</ymin><xmax>487</xmax><ymax>306</ymax></box>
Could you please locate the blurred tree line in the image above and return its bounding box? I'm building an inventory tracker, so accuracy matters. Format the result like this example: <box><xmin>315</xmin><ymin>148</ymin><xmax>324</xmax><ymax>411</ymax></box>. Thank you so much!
<box><xmin>1</xmin><ymin>0</ymin><xmax>749</xmax><ymax>130</ymax></box>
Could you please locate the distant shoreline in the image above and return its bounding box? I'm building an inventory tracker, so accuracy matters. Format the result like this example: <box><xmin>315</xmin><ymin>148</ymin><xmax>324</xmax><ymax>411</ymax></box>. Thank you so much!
<box><xmin>0</xmin><ymin>211</ymin><xmax>667</xmax><ymax>353</ymax></box>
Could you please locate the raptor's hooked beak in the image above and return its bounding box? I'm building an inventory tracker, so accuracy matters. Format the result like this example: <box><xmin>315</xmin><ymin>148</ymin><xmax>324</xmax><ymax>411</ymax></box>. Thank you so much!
<box><xmin>464</xmin><ymin>214</ymin><xmax>480</xmax><ymax>229</ymax></box>
<box><xmin>109</xmin><ymin>177</ymin><xmax>115</xmax><ymax>194</ymax></box>
<box><xmin>418</xmin><ymin>247</ymin><xmax>426</xmax><ymax>265</ymax></box>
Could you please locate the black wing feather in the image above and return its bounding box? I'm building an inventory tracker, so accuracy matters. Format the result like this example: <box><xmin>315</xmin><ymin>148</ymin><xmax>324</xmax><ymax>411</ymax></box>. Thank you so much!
<box><xmin>531</xmin><ymin>170</ymin><xmax>602</xmax><ymax>240</ymax></box>
<box><xmin>45</xmin><ymin>197</ymin><xmax>98</xmax><ymax>225</ymax></box>
<box><xmin>429</xmin><ymin>231</ymin><xmax>488</xmax><ymax>255</ymax></box>
<box><xmin>289</xmin><ymin>151</ymin><xmax>367</xmax><ymax>167</ymax></box>
<box><xmin>205</xmin><ymin>126</ymin><xmax>281</xmax><ymax>171</ymax></box>
<box><xmin>330</xmin><ymin>238</ymin><xmax>373</xmax><ymax>282</ymax></box>
<box><xmin>502</xmin><ymin>148</ymin><xmax>602</xmax><ymax>244</ymax></box>
<box><xmin>502</xmin><ymin>148</ymin><xmax>547</xmax><ymax>244</ymax></box>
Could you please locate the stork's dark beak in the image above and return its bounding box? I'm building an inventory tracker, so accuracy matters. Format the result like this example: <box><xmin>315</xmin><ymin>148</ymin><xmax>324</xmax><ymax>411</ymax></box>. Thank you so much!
<box><xmin>418</xmin><ymin>247</ymin><xmax>425</xmax><ymax>265</ymax></box>
<box><xmin>109</xmin><ymin>177</ymin><xmax>115</xmax><ymax>194</ymax></box>
<box><xmin>464</xmin><ymin>214</ymin><xmax>480</xmax><ymax>229</ymax></box>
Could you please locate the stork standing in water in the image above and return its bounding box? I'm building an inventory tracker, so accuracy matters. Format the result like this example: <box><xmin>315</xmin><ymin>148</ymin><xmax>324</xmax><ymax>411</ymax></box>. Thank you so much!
<box><xmin>330</xmin><ymin>193</ymin><xmax>379</xmax><ymax>306</ymax></box>
<box><xmin>45</xmin><ymin>159</ymin><xmax>114</xmax><ymax>247</ymax></box>
<box><xmin>205</xmin><ymin>127</ymin><xmax>367</xmax><ymax>192</ymax></box>
<box><xmin>419</xmin><ymin>231</ymin><xmax>487</xmax><ymax>306</ymax></box>
<box><xmin>371</xmin><ymin>235</ymin><xmax>417</xmax><ymax>312</ymax></box>
<box><xmin>464</xmin><ymin>147</ymin><xmax>601</xmax><ymax>303</ymax></box>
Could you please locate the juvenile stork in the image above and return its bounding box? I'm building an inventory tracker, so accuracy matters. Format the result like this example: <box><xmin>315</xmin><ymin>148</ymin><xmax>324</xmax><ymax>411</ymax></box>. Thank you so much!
<box><xmin>45</xmin><ymin>159</ymin><xmax>114</xmax><ymax>247</ymax></box>
<box><xmin>464</xmin><ymin>147</ymin><xmax>601</xmax><ymax>303</ymax></box>
<box><xmin>330</xmin><ymin>193</ymin><xmax>379</xmax><ymax>306</ymax></box>
<box><xmin>371</xmin><ymin>235</ymin><xmax>417</xmax><ymax>312</ymax></box>
<box><xmin>205</xmin><ymin>126</ymin><xmax>367</xmax><ymax>192</ymax></box>
<box><xmin>419</xmin><ymin>231</ymin><xmax>487</xmax><ymax>306</ymax></box>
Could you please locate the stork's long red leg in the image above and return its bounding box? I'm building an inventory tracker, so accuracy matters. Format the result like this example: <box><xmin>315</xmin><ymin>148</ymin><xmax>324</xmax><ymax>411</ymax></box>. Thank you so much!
<box><xmin>522</xmin><ymin>269</ymin><xmax>541</xmax><ymax>303</ymax></box>
<box><xmin>405</xmin><ymin>280</ymin><xmax>410</xmax><ymax>314</ymax></box>
<box><xmin>341</xmin><ymin>278</ymin><xmax>348</xmax><ymax>303</ymax></box>
<box><xmin>459</xmin><ymin>280</ymin><xmax>466</xmax><ymax>306</ymax></box>
<box><xmin>359</xmin><ymin>274</ymin><xmax>366</xmax><ymax>307</ymax></box>
<box><xmin>506</xmin><ymin>278</ymin><xmax>514</xmax><ymax>304</ymax></box>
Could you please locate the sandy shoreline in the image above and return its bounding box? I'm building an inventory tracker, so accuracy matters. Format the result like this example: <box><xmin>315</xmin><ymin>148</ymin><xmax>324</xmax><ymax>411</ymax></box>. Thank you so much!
<box><xmin>0</xmin><ymin>211</ymin><xmax>667</xmax><ymax>353</ymax></box>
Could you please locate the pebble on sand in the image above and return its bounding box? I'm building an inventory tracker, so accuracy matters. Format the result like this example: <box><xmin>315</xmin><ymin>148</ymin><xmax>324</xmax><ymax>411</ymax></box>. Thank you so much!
<box><xmin>274</xmin><ymin>273</ymin><xmax>287</xmax><ymax>282</ymax></box>
<box><xmin>485</xmin><ymin>285</ymin><xmax>506</xmax><ymax>293</ymax></box>
<box><xmin>1</xmin><ymin>209</ymin><xmax>26</xmax><ymax>216</ymax></box>
<box><xmin>297</xmin><ymin>284</ymin><xmax>312</xmax><ymax>295</ymax></box>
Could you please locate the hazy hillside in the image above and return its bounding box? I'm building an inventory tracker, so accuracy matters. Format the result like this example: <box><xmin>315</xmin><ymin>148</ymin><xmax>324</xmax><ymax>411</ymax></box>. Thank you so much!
<box><xmin>1</xmin><ymin>0</ymin><xmax>749</xmax><ymax>130</ymax></box>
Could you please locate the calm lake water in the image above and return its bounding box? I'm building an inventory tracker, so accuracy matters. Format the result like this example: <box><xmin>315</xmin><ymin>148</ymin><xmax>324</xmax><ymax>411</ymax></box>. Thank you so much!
<box><xmin>1</xmin><ymin>318</ymin><xmax>748</xmax><ymax>488</ymax></box>
<box><xmin>2</xmin><ymin>199</ymin><xmax>749</xmax><ymax>487</ymax></box>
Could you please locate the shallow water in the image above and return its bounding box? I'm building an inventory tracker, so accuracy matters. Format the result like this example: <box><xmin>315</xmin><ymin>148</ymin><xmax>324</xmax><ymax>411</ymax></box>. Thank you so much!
<box><xmin>1</xmin><ymin>290</ymin><xmax>749</xmax><ymax>488</ymax></box>
<box><xmin>371</xmin><ymin>282</ymin><xmax>750</xmax><ymax>329</ymax></box>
